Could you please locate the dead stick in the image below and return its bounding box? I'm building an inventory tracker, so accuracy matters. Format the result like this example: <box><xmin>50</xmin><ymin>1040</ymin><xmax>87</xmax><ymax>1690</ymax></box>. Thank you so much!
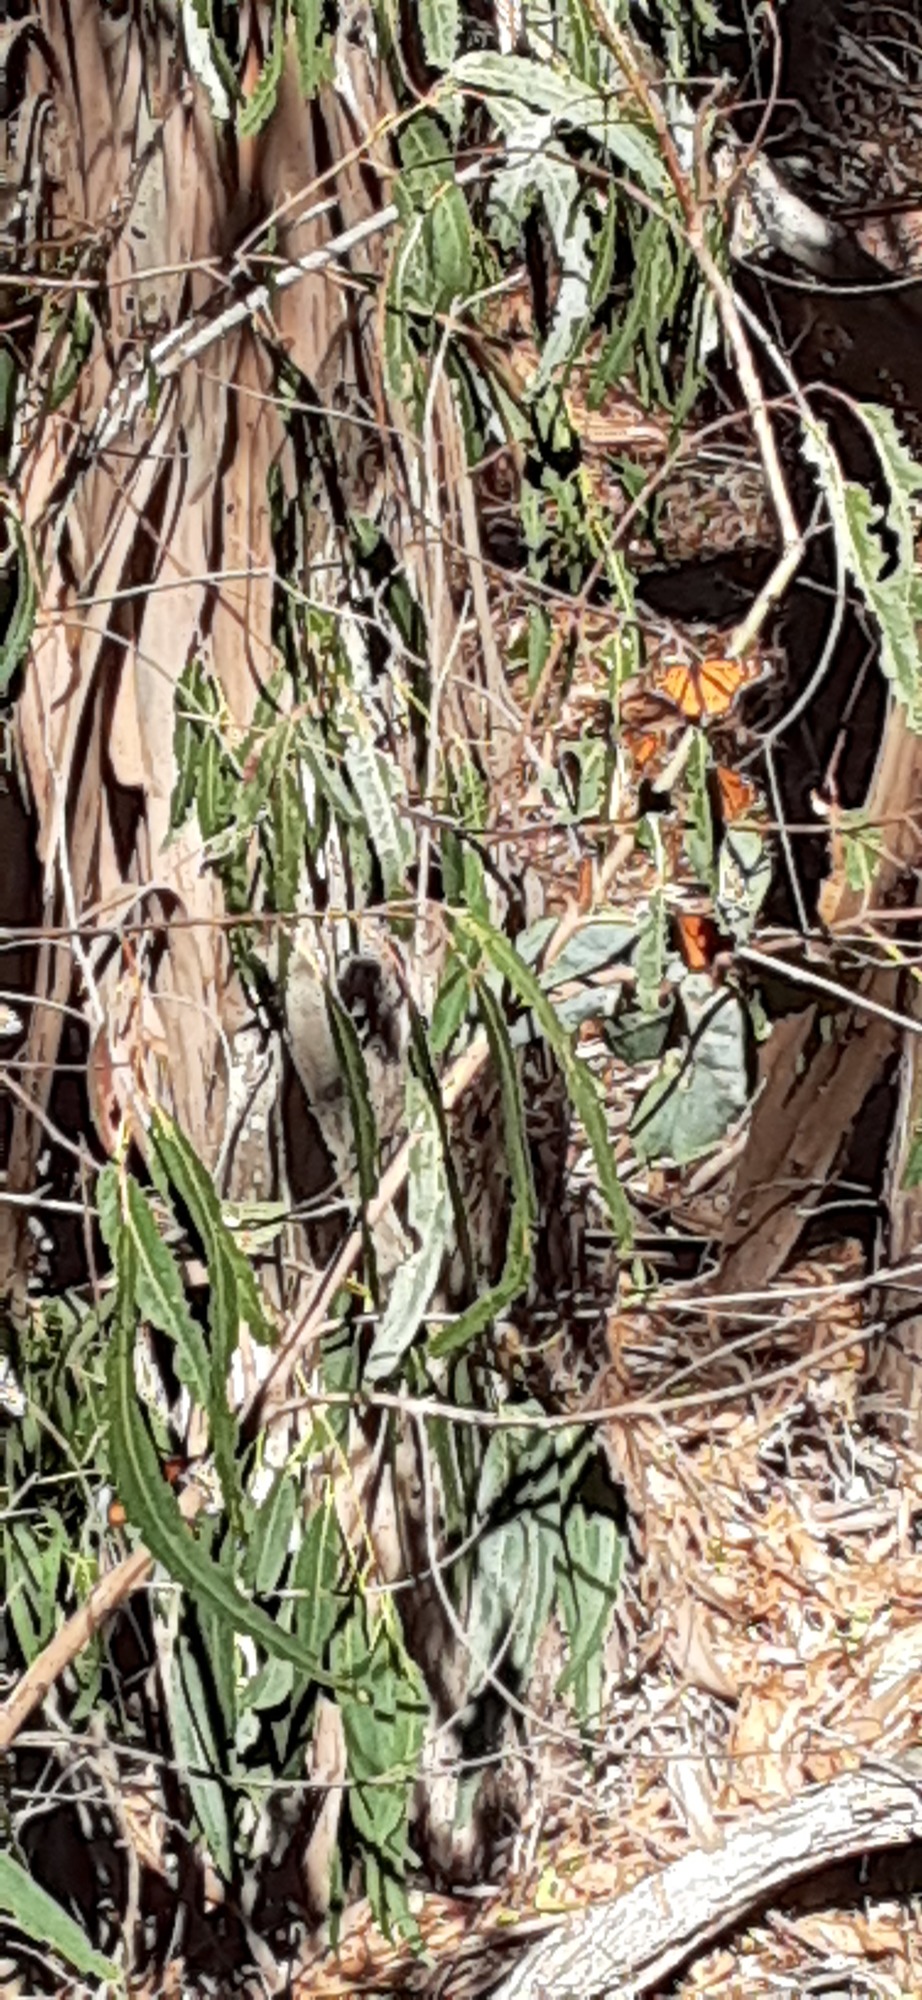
<box><xmin>490</xmin><ymin>1756</ymin><xmax>922</xmax><ymax>1999</ymax></box>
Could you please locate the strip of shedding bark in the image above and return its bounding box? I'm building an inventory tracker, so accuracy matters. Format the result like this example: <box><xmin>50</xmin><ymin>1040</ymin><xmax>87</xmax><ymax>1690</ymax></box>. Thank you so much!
<box><xmin>487</xmin><ymin>1756</ymin><xmax>922</xmax><ymax>1999</ymax></box>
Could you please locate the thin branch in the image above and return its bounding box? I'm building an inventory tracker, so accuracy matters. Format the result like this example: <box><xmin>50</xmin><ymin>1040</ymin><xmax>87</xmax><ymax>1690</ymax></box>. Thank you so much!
<box><xmin>89</xmin><ymin>162</ymin><xmax>495</xmax><ymax>455</ymax></box>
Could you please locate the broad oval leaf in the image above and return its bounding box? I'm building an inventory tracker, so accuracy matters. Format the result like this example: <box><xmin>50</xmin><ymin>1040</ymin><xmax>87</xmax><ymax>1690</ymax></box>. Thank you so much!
<box><xmin>631</xmin><ymin>977</ymin><xmax>751</xmax><ymax>1166</ymax></box>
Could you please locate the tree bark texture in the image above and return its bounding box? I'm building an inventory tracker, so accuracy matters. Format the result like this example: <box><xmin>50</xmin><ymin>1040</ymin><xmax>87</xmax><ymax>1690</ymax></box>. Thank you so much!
<box><xmin>2</xmin><ymin>2</ymin><xmax>405</xmax><ymax>1299</ymax></box>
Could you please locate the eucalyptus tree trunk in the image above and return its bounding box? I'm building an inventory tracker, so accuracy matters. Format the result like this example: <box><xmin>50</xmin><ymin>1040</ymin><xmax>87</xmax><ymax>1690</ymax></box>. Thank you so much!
<box><xmin>2</xmin><ymin>3</ymin><xmax>436</xmax><ymax>1281</ymax></box>
<box><xmin>2</xmin><ymin>0</ymin><xmax>522</xmax><ymax>1892</ymax></box>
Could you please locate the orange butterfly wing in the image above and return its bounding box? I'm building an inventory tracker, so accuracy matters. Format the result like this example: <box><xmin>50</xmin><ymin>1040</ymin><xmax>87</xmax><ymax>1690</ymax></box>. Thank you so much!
<box><xmin>657</xmin><ymin>656</ymin><xmax>760</xmax><ymax>723</ymax></box>
<box><xmin>674</xmin><ymin>911</ymin><xmax>721</xmax><ymax>972</ymax></box>
<box><xmin>714</xmin><ymin>764</ymin><xmax>759</xmax><ymax>823</ymax></box>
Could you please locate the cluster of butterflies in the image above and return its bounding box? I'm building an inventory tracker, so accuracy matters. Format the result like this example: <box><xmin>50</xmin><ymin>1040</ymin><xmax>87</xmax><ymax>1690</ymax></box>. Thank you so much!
<box><xmin>619</xmin><ymin>648</ymin><xmax>766</xmax><ymax>809</ymax></box>
<box><xmin>615</xmin><ymin>647</ymin><xmax>769</xmax><ymax>971</ymax></box>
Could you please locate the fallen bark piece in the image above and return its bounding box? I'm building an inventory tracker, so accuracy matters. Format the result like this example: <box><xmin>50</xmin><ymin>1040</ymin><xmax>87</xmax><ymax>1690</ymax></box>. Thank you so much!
<box><xmin>488</xmin><ymin>1757</ymin><xmax>922</xmax><ymax>1999</ymax></box>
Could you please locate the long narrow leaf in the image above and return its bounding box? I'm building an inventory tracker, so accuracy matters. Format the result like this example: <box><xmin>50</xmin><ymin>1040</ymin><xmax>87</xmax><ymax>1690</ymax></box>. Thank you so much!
<box><xmin>325</xmin><ymin>987</ymin><xmax>380</xmax><ymax>1212</ymax></box>
<box><xmin>107</xmin><ymin>1207</ymin><xmax>341</xmax><ymax>1685</ymax></box>
<box><xmin>0</xmin><ymin>1852</ymin><xmax>118</xmax><ymax>1981</ymax></box>
<box><xmin>365</xmin><ymin>1080</ymin><xmax>451</xmax><ymax>1381</ymax></box>
<box><xmin>167</xmin><ymin>1634</ymin><xmax>233</xmax><ymax>1879</ymax></box>
<box><xmin>150</xmin><ymin>1109</ymin><xmax>274</xmax><ymax>1524</ymax></box>
<box><xmin>420</xmin><ymin>0</ymin><xmax>460</xmax><ymax>68</ymax></box>
<box><xmin>97</xmin><ymin>1167</ymin><xmax>210</xmax><ymax>1405</ymax></box>
<box><xmin>0</xmin><ymin>509</ymin><xmax>36</xmax><ymax>698</ymax></box>
<box><xmin>453</xmin><ymin>914</ymin><xmax>633</xmax><ymax>1246</ymax></box>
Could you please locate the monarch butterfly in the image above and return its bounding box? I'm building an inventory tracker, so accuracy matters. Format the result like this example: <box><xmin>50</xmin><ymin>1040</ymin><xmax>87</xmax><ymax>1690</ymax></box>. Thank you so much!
<box><xmin>655</xmin><ymin>654</ymin><xmax>764</xmax><ymax>724</ymax></box>
<box><xmin>674</xmin><ymin>910</ymin><xmax>723</xmax><ymax>973</ymax></box>
<box><xmin>713</xmin><ymin>764</ymin><xmax>760</xmax><ymax>824</ymax></box>
<box><xmin>630</xmin><ymin>731</ymin><xmax>665</xmax><ymax>772</ymax></box>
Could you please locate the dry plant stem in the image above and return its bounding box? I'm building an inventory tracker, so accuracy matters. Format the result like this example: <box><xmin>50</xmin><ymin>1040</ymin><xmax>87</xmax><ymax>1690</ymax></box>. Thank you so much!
<box><xmin>89</xmin><ymin>160</ymin><xmax>492</xmax><ymax>455</ymax></box>
<box><xmin>489</xmin><ymin>1754</ymin><xmax>922</xmax><ymax>1999</ymax></box>
<box><xmin>273</xmin><ymin>1323</ymin><xmax>872</xmax><ymax>1434</ymax></box>
<box><xmin>543</xmin><ymin>832</ymin><xmax>637</xmax><ymax>970</ymax></box>
<box><xmin>683</xmin><ymin>244</ymin><xmax>803</xmax><ymax>658</ymax></box>
<box><xmin>740</xmin><ymin>943</ymin><xmax>922</xmax><ymax>1035</ymax></box>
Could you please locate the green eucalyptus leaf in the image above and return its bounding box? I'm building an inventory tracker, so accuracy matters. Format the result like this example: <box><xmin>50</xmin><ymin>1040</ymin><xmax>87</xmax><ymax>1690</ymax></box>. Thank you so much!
<box><xmin>294</xmin><ymin>1490</ymin><xmax>345</xmax><ymax>1660</ymax></box>
<box><xmin>450</xmin><ymin>52</ymin><xmax>667</xmax><ymax>192</ymax></box>
<box><xmin>293</xmin><ymin>0</ymin><xmax>334</xmax><ymax>93</ymax></box>
<box><xmin>333</xmin><ymin>1610</ymin><xmax>427</xmax><ymax>1928</ymax></box>
<box><xmin>430</xmin><ymin>978</ymin><xmax>536</xmax><ymax>1359</ymax></box>
<box><xmin>107</xmin><ymin>1212</ymin><xmax>340</xmax><ymax>1683</ymax></box>
<box><xmin>396</xmin><ymin>113</ymin><xmax>473</xmax><ymax>311</ymax></box>
<box><xmin>0</xmin><ymin>1852</ymin><xmax>118</xmax><ymax>1981</ymax></box>
<box><xmin>48</xmin><ymin>293</ymin><xmax>95</xmax><ymax>411</ymax></box>
<box><xmin>0</xmin><ymin>509</ymin><xmax>36</xmax><ymax>699</ymax></box>
<box><xmin>151</xmin><ymin>1108</ymin><xmax>273</xmax><ymax>1346</ymax></box>
<box><xmin>430</xmin><ymin>951</ymin><xmax>474</xmax><ymax>1055</ymax></box>
<box><xmin>903</xmin><ymin>1124</ymin><xmax>922</xmax><ymax>1191</ymax></box>
<box><xmin>237</xmin><ymin>0</ymin><xmax>286</xmax><ymax>137</ymax></box>
<box><xmin>365</xmin><ymin>1080</ymin><xmax>451</xmax><ymax>1380</ymax></box>
<box><xmin>344</xmin><ymin>737</ymin><xmax>414</xmax><ymax>899</ymax></box>
<box><xmin>236</xmin><ymin>717</ymin><xmax>293</xmax><ymax>833</ymax></box>
<box><xmin>526</xmin><ymin>603</ymin><xmax>552</xmax><ymax>693</ymax></box>
<box><xmin>419</xmin><ymin>0</ymin><xmax>460</xmax><ymax>68</ymax></box>
<box><xmin>97</xmin><ymin>1167</ymin><xmax>210</xmax><ymax>1406</ymax></box>
<box><xmin>326</xmin><ymin>987</ymin><xmax>380</xmax><ymax>1212</ymax></box>
<box><xmin>168</xmin><ymin>1633</ymin><xmax>233</xmax><ymax>1879</ymax></box>
<box><xmin>170</xmin><ymin>656</ymin><xmax>211</xmax><ymax>832</ymax></box>
<box><xmin>802</xmin><ymin>408</ymin><xmax>922</xmax><ymax>729</ymax></box>
<box><xmin>684</xmin><ymin>733</ymin><xmax>716</xmax><ymax>889</ymax></box>
<box><xmin>269</xmin><ymin>764</ymin><xmax>307</xmax><ymax>911</ymax></box>
<box><xmin>198</xmin><ymin>726</ymin><xmax>230</xmax><ymax>840</ymax></box>
<box><xmin>634</xmin><ymin>890</ymin><xmax>667</xmax><ymax>1013</ymax></box>
<box><xmin>556</xmin><ymin>1503</ymin><xmax>623</xmax><ymax>1731</ymax></box>
<box><xmin>245</xmin><ymin>1470</ymin><xmax>297</xmax><ymax>1596</ymax></box>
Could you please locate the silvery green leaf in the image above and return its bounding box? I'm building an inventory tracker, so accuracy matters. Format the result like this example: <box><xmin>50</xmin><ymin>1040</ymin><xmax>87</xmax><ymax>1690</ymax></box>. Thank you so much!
<box><xmin>344</xmin><ymin>737</ymin><xmax>414</xmax><ymax>898</ymax></box>
<box><xmin>365</xmin><ymin>1082</ymin><xmax>451</xmax><ymax>1380</ymax></box>
<box><xmin>802</xmin><ymin>410</ymin><xmax>922</xmax><ymax>729</ymax></box>
<box><xmin>450</xmin><ymin>51</ymin><xmax>667</xmax><ymax>191</ymax></box>
<box><xmin>632</xmin><ymin>977</ymin><xmax>750</xmax><ymax>1166</ymax></box>
<box><xmin>420</xmin><ymin>0</ymin><xmax>460</xmax><ymax>67</ymax></box>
